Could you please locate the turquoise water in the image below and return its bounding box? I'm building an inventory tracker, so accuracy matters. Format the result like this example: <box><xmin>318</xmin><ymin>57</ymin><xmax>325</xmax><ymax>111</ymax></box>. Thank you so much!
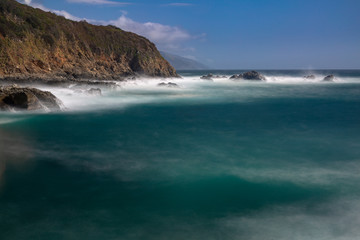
<box><xmin>1</xmin><ymin>70</ymin><xmax>360</xmax><ymax>239</ymax></box>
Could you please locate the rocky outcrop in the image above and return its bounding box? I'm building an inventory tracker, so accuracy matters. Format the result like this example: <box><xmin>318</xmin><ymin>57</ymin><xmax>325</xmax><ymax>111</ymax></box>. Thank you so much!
<box><xmin>323</xmin><ymin>75</ymin><xmax>335</xmax><ymax>82</ymax></box>
<box><xmin>0</xmin><ymin>0</ymin><xmax>177</xmax><ymax>81</ymax></box>
<box><xmin>0</xmin><ymin>85</ymin><xmax>62</xmax><ymax>111</ymax></box>
<box><xmin>304</xmin><ymin>75</ymin><xmax>316</xmax><ymax>79</ymax></box>
<box><xmin>200</xmin><ymin>74</ymin><xmax>215</xmax><ymax>80</ymax></box>
<box><xmin>157</xmin><ymin>82</ymin><xmax>179</xmax><ymax>88</ymax></box>
<box><xmin>230</xmin><ymin>71</ymin><xmax>266</xmax><ymax>81</ymax></box>
<box><xmin>200</xmin><ymin>74</ymin><xmax>226</xmax><ymax>80</ymax></box>
<box><xmin>0</xmin><ymin>76</ymin><xmax>118</xmax><ymax>87</ymax></box>
<box><xmin>87</xmin><ymin>88</ymin><xmax>102</xmax><ymax>96</ymax></box>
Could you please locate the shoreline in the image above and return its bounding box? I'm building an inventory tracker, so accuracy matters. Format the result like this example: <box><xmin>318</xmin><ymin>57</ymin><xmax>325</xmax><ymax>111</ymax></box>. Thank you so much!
<box><xmin>0</xmin><ymin>72</ymin><xmax>181</xmax><ymax>87</ymax></box>
<box><xmin>0</xmin><ymin>74</ymin><xmax>129</xmax><ymax>87</ymax></box>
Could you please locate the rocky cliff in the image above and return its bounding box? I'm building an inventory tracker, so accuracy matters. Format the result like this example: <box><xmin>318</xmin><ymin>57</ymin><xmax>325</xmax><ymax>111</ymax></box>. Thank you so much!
<box><xmin>0</xmin><ymin>0</ymin><xmax>177</xmax><ymax>81</ymax></box>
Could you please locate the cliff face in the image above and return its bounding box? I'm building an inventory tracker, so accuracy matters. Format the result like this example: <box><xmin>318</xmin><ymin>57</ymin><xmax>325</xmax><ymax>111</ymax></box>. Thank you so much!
<box><xmin>0</xmin><ymin>0</ymin><xmax>177</xmax><ymax>80</ymax></box>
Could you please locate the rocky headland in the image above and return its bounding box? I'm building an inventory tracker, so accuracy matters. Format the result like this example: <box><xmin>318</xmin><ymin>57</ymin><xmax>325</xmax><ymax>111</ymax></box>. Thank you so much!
<box><xmin>0</xmin><ymin>0</ymin><xmax>177</xmax><ymax>83</ymax></box>
<box><xmin>0</xmin><ymin>0</ymin><xmax>180</xmax><ymax>111</ymax></box>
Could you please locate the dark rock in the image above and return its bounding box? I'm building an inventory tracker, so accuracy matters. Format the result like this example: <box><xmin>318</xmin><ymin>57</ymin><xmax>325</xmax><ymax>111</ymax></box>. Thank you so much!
<box><xmin>230</xmin><ymin>74</ymin><xmax>240</xmax><ymax>79</ymax></box>
<box><xmin>0</xmin><ymin>76</ymin><xmax>118</xmax><ymax>87</ymax></box>
<box><xmin>200</xmin><ymin>74</ymin><xmax>214</xmax><ymax>80</ymax></box>
<box><xmin>304</xmin><ymin>75</ymin><xmax>316</xmax><ymax>79</ymax></box>
<box><xmin>323</xmin><ymin>75</ymin><xmax>335</xmax><ymax>82</ymax></box>
<box><xmin>87</xmin><ymin>88</ymin><xmax>102</xmax><ymax>96</ymax></box>
<box><xmin>0</xmin><ymin>85</ymin><xmax>63</xmax><ymax>111</ymax></box>
<box><xmin>240</xmin><ymin>71</ymin><xmax>266</xmax><ymax>80</ymax></box>
<box><xmin>200</xmin><ymin>74</ymin><xmax>226</xmax><ymax>80</ymax></box>
<box><xmin>157</xmin><ymin>82</ymin><xmax>179</xmax><ymax>88</ymax></box>
<box><xmin>230</xmin><ymin>71</ymin><xmax>266</xmax><ymax>81</ymax></box>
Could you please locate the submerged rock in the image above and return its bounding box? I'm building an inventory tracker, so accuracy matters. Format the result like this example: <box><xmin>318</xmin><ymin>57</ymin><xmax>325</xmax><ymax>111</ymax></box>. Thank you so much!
<box><xmin>0</xmin><ymin>85</ymin><xmax>63</xmax><ymax>111</ymax></box>
<box><xmin>304</xmin><ymin>75</ymin><xmax>316</xmax><ymax>79</ymax></box>
<box><xmin>200</xmin><ymin>74</ymin><xmax>214</xmax><ymax>80</ymax></box>
<box><xmin>158</xmin><ymin>82</ymin><xmax>179</xmax><ymax>88</ymax></box>
<box><xmin>230</xmin><ymin>71</ymin><xmax>266</xmax><ymax>81</ymax></box>
<box><xmin>200</xmin><ymin>74</ymin><xmax>226</xmax><ymax>80</ymax></box>
<box><xmin>87</xmin><ymin>88</ymin><xmax>102</xmax><ymax>96</ymax></box>
<box><xmin>323</xmin><ymin>75</ymin><xmax>335</xmax><ymax>82</ymax></box>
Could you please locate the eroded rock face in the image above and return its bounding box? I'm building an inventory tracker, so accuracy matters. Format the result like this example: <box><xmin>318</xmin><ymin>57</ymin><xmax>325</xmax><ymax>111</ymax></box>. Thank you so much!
<box><xmin>0</xmin><ymin>85</ymin><xmax>63</xmax><ymax>111</ymax></box>
<box><xmin>230</xmin><ymin>71</ymin><xmax>266</xmax><ymax>81</ymax></box>
<box><xmin>323</xmin><ymin>75</ymin><xmax>335</xmax><ymax>82</ymax></box>
<box><xmin>0</xmin><ymin>0</ymin><xmax>178</xmax><ymax>80</ymax></box>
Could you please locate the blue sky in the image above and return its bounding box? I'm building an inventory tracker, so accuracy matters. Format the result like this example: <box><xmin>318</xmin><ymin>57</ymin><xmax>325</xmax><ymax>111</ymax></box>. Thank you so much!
<box><xmin>20</xmin><ymin>0</ymin><xmax>360</xmax><ymax>69</ymax></box>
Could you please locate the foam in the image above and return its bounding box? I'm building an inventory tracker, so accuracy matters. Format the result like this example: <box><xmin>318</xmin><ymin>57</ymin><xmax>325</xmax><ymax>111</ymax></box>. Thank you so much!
<box><xmin>221</xmin><ymin>197</ymin><xmax>360</xmax><ymax>240</ymax></box>
<box><xmin>1</xmin><ymin>73</ymin><xmax>358</xmax><ymax>113</ymax></box>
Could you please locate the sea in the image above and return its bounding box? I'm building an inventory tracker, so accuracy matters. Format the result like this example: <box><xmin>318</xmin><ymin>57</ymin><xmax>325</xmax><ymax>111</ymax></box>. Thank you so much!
<box><xmin>1</xmin><ymin>70</ymin><xmax>360</xmax><ymax>240</ymax></box>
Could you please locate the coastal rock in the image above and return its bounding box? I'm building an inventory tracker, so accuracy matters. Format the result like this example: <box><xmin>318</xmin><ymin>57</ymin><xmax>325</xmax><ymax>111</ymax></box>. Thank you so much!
<box><xmin>304</xmin><ymin>75</ymin><xmax>316</xmax><ymax>79</ymax></box>
<box><xmin>323</xmin><ymin>75</ymin><xmax>335</xmax><ymax>82</ymax></box>
<box><xmin>230</xmin><ymin>71</ymin><xmax>266</xmax><ymax>81</ymax></box>
<box><xmin>0</xmin><ymin>76</ymin><xmax>118</xmax><ymax>87</ymax></box>
<box><xmin>200</xmin><ymin>74</ymin><xmax>214</xmax><ymax>80</ymax></box>
<box><xmin>0</xmin><ymin>85</ymin><xmax>62</xmax><ymax>111</ymax></box>
<box><xmin>157</xmin><ymin>82</ymin><xmax>179</xmax><ymax>88</ymax></box>
<box><xmin>87</xmin><ymin>88</ymin><xmax>102</xmax><ymax>96</ymax></box>
<box><xmin>200</xmin><ymin>74</ymin><xmax>226</xmax><ymax>80</ymax></box>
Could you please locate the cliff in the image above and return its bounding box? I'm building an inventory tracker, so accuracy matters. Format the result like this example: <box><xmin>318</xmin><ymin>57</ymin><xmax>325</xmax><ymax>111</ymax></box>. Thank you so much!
<box><xmin>0</xmin><ymin>0</ymin><xmax>178</xmax><ymax>81</ymax></box>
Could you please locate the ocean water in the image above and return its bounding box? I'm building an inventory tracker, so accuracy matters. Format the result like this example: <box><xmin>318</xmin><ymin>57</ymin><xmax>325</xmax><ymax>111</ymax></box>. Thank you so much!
<box><xmin>1</xmin><ymin>70</ymin><xmax>360</xmax><ymax>240</ymax></box>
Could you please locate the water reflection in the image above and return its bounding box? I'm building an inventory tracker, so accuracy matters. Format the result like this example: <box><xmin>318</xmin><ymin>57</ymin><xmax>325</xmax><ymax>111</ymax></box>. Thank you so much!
<box><xmin>0</xmin><ymin>128</ymin><xmax>33</xmax><ymax>189</ymax></box>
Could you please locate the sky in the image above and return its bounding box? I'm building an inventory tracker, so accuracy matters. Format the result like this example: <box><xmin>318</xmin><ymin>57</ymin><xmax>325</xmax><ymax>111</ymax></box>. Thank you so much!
<box><xmin>19</xmin><ymin>0</ymin><xmax>360</xmax><ymax>69</ymax></box>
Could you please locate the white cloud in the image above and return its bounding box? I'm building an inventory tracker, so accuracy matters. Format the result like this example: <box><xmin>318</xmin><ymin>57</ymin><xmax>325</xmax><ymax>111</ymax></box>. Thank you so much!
<box><xmin>22</xmin><ymin>0</ymin><xmax>46</xmax><ymax>10</ymax></box>
<box><xmin>163</xmin><ymin>3</ymin><xmax>194</xmax><ymax>7</ymax></box>
<box><xmin>52</xmin><ymin>10</ymin><xmax>82</xmax><ymax>21</ymax></box>
<box><xmin>108</xmin><ymin>15</ymin><xmax>191</xmax><ymax>45</ymax></box>
<box><xmin>183</xmin><ymin>55</ymin><xmax>197</xmax><ymax>61</ymax></box>
<box><xmin>20</xmin><ymin>0</ymin><xmax>81</xmax><ymax>21</ymax></box>
<box><xmin>67</xmin><ymin>0</ymin><xmax>130</xmax><ymax>5</ymax></box>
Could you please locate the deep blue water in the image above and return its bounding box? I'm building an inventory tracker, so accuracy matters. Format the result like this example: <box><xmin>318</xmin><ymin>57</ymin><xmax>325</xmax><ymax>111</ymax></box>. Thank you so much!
<box><xmin>1</xmin><ymin>70</ymin><xmax>360</xmax><ymax>239</ymax></box>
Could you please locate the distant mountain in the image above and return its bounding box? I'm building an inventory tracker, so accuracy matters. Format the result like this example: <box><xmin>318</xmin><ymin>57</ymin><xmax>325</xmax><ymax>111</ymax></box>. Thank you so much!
<box><xmin>160</xmin><ymin>51</ymin><xmax>208</xmax><ymax>70</ymax></box>
<box><xmin>0</xmin><ymin>0</ymin><xmax>177</xmax><ymax>80</ymax></box>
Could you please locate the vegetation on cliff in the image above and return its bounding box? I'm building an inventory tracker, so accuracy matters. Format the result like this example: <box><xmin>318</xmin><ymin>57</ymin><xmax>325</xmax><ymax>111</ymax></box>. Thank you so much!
<box><xmin>0</xmin><ymin>0</ymin><xmax>177</xmax><ymax>79</ymax></box>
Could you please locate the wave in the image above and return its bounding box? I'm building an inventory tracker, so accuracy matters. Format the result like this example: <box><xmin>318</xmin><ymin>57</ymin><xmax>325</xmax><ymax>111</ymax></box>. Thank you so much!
<box><xmin>221</xmin><ymin>196</ymin><xmax>360</xmax><ymax>240</ymax></box>
<box><xmin>0</xmin><ymin>72</ymin><xmax>359</xmax><ymax>113</ymax></box>
<box><xmin>0</xmin><ymin>115</ymin><xmax>27</xmax><ymax>125</ymax></box>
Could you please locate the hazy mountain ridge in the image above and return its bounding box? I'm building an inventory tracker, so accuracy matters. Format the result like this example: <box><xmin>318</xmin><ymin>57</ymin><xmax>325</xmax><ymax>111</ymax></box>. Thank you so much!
<box><xmin>160</xmin><ymin>51</ymin><xmax>208</xmax><ymax>70</ymax></box>
<box><xmin>0</xmin><ymin>0</ymin><xmax>177</xmax><ymax>80</ymax></box>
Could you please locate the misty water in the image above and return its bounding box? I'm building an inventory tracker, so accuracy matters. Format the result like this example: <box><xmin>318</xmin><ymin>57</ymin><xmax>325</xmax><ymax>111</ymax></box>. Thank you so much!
<box><xmin>1</xmin><ymin>70</ymin><xmax>360</xmax><ymax>240</ymax></box>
